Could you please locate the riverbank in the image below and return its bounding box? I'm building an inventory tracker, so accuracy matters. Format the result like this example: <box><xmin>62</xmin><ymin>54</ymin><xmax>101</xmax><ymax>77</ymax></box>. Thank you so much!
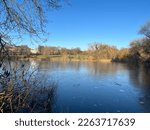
<box><xmin>9</xmin><ymin>54</ymin><xmax>150</xmax><ymax>66</ymax></box>
<box><xmin>30</xmin><ymin>55</ymin><xmax>112</xmax><ymax>63</ymax></box>
<box><xmin>15</xmin><ymin>54</ymin><xmax>112</xmax><ymax>63</ymax></box>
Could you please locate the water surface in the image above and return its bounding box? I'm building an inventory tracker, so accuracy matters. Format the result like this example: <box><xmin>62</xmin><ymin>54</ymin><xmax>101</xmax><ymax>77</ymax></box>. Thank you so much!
<box><xmin>31</xmin><ymin>61</ymin><xmax>150</xmax><ymax>112</ymax></box>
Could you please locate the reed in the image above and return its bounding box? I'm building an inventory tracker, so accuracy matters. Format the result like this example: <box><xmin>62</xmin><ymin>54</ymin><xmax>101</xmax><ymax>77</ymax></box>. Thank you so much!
<box><xmin>0</xmin><ymin>62</ymin><xmax>57</xmax><ymax>113</ymax></box>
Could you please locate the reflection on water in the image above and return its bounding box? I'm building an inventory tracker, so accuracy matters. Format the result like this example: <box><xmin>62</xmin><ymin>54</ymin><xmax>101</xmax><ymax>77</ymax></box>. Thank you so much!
<box><xmin>127</xmin><ymin>64</ymin><xmax>150</xmax><ymax>112</ymax></box>
<box><xmin>28</xmin><ymin>60</ymin><xmax>150</xmax><ymax>112</ymax></box>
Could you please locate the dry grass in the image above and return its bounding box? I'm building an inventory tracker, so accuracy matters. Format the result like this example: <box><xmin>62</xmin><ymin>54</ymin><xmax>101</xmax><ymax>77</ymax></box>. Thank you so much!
<box><xmin>99</xmin><ymin>59</ymin><xmax>111</xmax><ymax>63</ymax></box>
<box><xmin>0</xmin><ymin>61</ymin><xmax>57</xmax><ymax>113</ymax></box>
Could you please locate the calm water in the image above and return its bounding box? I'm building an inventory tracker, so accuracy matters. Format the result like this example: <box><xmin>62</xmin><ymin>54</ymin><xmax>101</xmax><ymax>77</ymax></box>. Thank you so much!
<box><xmin>31</xmin><ymin>61</ymin><xmax>150</xmax><ymax>113</ymax></box>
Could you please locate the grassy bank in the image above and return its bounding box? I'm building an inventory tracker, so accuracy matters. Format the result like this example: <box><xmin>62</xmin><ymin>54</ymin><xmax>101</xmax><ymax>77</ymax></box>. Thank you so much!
<box><xmin>25</xmin><ymin>54</ymin><xmax>112</xmax><ymax>62</ymax></box>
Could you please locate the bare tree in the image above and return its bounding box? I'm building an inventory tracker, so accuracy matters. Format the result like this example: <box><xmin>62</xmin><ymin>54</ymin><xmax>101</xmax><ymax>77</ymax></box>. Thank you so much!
<box><xmin>139</xmin><ymin>21</ymin><xmax>150</xmax><ymax>39</ymax></box>
<box><xmin>0</xmin><ymin>0</ymin><xmax>65</xmax><ymax>112</ymax></box>
<box><xmin>88</xmin><ymin>42</ymin><xmax>118</xmax><ymax>59</ymax></box>
<box><xmin>0</xmin><ymin>0</ymin><xmax>63</xmax><ymax>74</ymax></box>
<box><xmin>0</xmin><ymin>0</ymin><xmax>63</xmax><ymax>42</ymax></box>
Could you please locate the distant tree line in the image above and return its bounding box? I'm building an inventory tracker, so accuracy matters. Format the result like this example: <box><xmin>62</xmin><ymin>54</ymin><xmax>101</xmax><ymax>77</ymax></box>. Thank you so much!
<box><xmin>6</xmin><ymin>45</ymin><xmax>82</xmax><ymax>56</ymax></box>
<box><xmin>5</xmin><ymin>21</ymin><xmax>150</xmax><ymax>64</ymax></box>
<box><xmin>6</xmin><ymin>45</ymin><xmax>31</xmax><ymax>56</ymax></box>
<box><xmin>38</xmin><ymin>46</ymin><xmax>82</xmax><ymax>55</ymax></box>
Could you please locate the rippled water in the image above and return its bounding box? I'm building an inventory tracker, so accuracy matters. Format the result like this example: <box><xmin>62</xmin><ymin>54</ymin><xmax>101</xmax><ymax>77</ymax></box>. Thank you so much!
<box><xmin>30</xmin><ymin>61</ymin><xmax>150</xmax><ymax>112</ymax></box>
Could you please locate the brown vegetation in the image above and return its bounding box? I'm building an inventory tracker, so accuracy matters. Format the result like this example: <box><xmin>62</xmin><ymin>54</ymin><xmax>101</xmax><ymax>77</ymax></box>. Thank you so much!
<box><xmin>87</xmin><ymin>43</ymin><xmax>118</xmax><ymax>60</ymax></box>
<box><xmin>0</xmin><ymin>0</ymin><xmax>62</xmax><ymax>113</ymax></box>
<box><xmin>1</xmin><ymin>1</ymin><xmax>150</xmax><ymax>113</ymax></box>
<box><xmin>113</xmin><ymin>21</ymin><xmax>150</xmax><ymax>65</ymax></box>
<box><xmin>0</xmin><ymin>62</ymin><xmax>56</xmax><ymax>113</ymax></box>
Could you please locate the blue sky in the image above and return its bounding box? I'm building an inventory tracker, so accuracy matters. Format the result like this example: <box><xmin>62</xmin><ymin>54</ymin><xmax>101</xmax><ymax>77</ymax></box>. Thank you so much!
<box><xmin>33</xmin><ymin>0</ymin><xmax>150</xmax><ymax>50</ymax></box>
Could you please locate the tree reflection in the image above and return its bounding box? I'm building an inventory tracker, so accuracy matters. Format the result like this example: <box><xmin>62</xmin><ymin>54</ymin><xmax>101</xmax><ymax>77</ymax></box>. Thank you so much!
<box><xmin>36</xmin><ymin>61</ymin><xmax>81</xmax><ymax>72</ymax></box>
<box><xmin>85</xmin><ymin>62</ymin><xmax>127</xmax><ymax>76</ymax></box>
<box><xmin>127</xmin><ymin>64</ymin><xmax>150</xmax><ymax>112</ymax></box>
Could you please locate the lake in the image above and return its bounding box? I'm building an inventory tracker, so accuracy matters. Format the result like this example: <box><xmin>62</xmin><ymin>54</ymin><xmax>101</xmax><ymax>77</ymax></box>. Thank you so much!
<box><xmin>30</xmin><ymin>60</ymin><xmax>150</xmax><ymax>113</ymax></box>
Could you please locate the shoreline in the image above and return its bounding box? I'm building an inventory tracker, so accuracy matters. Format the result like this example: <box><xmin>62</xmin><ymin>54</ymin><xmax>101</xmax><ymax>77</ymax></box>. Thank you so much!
<box><xmin>27</xmin><ymin>57</ymin><xmax>112</xmax><ymax>63</ymax></box>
